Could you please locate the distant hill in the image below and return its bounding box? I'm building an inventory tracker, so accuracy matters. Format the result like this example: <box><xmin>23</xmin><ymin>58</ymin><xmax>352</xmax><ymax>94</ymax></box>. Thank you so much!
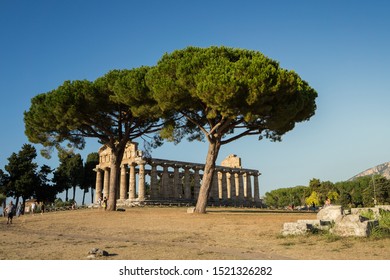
<box><xmin>349</xmin><ymin>161</ymin><xmax>390</xmax><ymax>181</ymax></box>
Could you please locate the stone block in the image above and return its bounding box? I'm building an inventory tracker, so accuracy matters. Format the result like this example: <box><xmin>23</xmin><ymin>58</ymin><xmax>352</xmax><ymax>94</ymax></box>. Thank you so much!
<box><xmin>317</xmin><ymin>205</ymin><xmax>343</xmax><ymax>222</ymax></box>
<box><xmin>187</xmin><ymin>207</ymin><xmax>196</xmax><ymax>214</ymax></box>
<box><xmin>281</xmin><ymin>222</ymin><xmax>307</xmax><ymax>236</ymax></box>
<box><xmin>330</xmin><ymin>214</ymin><xmax>379</xmax><ymax>237</ymax></box>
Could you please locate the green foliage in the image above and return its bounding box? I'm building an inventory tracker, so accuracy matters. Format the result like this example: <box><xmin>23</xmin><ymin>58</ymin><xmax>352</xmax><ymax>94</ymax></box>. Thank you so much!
<box><xmin>359</xmin><ymin>209</ymin><xmax>375</xmax><ymax>220</ymax></box>
<box><xmin>2</xmin><ymin>144</ymin><xmax>55</xmax><ymax>202</ymax></box>
<box><xmin>4</xmin><ymin>144</ymin><xmax>39</xmax><ymax>200</ymax></box>
<box><xmin>52</xmin><ymin>150</ymin><xmax>84</xmax><ymax>201</ymax></box>
<box><xmin>24</xmin><ymin>67</ymin><xmax>163</xmax><ymax>158</ymax></box>
<box><xmin>146</xmin><ymin>46</ymin><xmax>318</xmax><ymax>145</ymax></box>
<box><xmin>264</xmin><ymin>185</ymin><xmax>309</xmax><ymax>208</ymax></box>
<box><xmin>266</xmin><ymin>175</ymin><xmax>390</xmax><ymax>210</ymax></box>
<box><xmin>305</xmin><ymin>191</ymin><xmax>320</xmax><ymax>207</ymax></box>
<box><xmin>82</xmin><ymin>152</ymin><xmax>99</xmax><ymax>191</ymax></box>
<box><xmin>54</xmin><ymin>198</ymin><xmax>72</xmax><ymax>208</ymax></box>
<box><xmin>0</xmin><ymin>193</ymin><xmax>6</xmax><ymax>206</ymax></box>
<box><xmin>368</xmin><ymin>209</ymin><xmax>390</xmax><ymax>238</ymax></box>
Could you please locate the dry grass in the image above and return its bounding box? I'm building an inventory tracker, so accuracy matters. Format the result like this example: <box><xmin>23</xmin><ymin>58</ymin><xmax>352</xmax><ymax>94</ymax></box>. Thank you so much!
<box><xmin>1</xmin><ymin>207</ymin><xmax>389</xmax><ymax>260</ymax></box>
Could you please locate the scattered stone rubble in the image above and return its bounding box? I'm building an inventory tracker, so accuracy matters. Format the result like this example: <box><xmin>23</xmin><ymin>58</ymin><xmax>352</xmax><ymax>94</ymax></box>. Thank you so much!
<box><xmin>282</xmin><ymin>205</ymin><xmax>389</xmax><ymax>237</ymax></box>
<box><xmin>87</xmin><ymin>248</ymin><xmax>109</xmax><ymax>259</ymax></box>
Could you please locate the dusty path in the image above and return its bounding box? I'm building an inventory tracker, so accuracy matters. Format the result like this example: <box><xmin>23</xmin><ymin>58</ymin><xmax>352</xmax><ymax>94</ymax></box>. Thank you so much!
<box><xmin>1</xmin><ymin>207</ymin><xmax>389</xmax><ymax>260</ymax></box>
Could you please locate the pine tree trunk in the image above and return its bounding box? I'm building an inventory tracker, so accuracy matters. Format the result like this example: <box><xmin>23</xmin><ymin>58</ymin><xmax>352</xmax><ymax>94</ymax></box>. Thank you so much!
<box><xmin>194</xmin><ymin>141</ymin><xmax>221</xmax><ymax>214</ymax></box>
<box><xmin>82</xmin><ymin>189</ymin><xmax>86</xmax><ymax>205</ymax></box>
<box><xmin>107</xmin><ymin>150</ymin><xmax>124</xmax><ymax>211</ymax></box>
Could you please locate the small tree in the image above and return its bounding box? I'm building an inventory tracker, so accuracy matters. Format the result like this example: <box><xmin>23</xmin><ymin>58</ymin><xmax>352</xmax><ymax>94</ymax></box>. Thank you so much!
<box><xmin>4</xmin><ymin>144</ymin><xmax>40</xmax><ymax>206</ymax></box>
<box><xmin>53</xmin><ymin>150</ymin><xmax>83</xmax><ymax>201</ymax></box>
<box><xmin>35</xmin><ymin>165</ymin><xmax>57</xmax><ymax>203</ymax></box>
<box><xmin>81</xmin><ymin>152</ymin><xmax>99</xmax><ymax>204</ymax></box>
<box><xmin>147</xmin><ymin>46</ymin><xmax>317</xmax><ymax>213</ymax></box>
<box><xmin>305</xmin><ymin>191</ymin><xmax>320</xmax><ymax>208</ymax></box>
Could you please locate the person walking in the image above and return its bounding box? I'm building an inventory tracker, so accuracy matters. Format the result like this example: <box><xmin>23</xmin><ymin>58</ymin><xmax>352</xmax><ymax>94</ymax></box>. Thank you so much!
<box><xmin>102</xmin><ymin>197</ymin><xmax>107</xmax><ymax>211</ymax></box>
<box><xmin>16</xmin><ymin>202</ymin><xmax>22</xmax><ymax>217</ymax></box>
<box><xmin>5</xmin><ymin>201</ymin><xmax>15</xmax><ymax>224</ymax></box>
<box><xmin>31</xmin><ymin>201</ymin><xmax>36</xmax><ymax>215</ymax></box>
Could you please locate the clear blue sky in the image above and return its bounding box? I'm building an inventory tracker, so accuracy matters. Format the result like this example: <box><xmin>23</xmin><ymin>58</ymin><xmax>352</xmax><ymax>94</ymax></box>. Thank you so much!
<box><xmin>1</xmin><ymin>0</ymin><xmax>390</xmax><ymax>199</ymax></box>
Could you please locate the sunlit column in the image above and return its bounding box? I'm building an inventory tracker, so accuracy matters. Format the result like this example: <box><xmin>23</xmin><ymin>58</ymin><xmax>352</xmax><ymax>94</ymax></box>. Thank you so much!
<box><xmin>243</xmin><ymin>172</ymin><xmax>248</xmax><ymax>199</ymax></box>
<box><xmin>119</xmin><ymin>164</ymin><xmax>127</xmax><ymax>200</ymax></box>
<box><xmin>129</xmin><ymin>163</ymin><xmax>136</xmax><ymax>200</ymax></box>
<box><xmin>226</xmin><ymin>172</ymin><xmax>232</xmax><ymax>200</ymax></box>
<box><xmin>95</xmin><ymin>168</ymin><xmax>103</xmax><ymax>202</ymax></box>
<box><xmin>217</xmin><ymin>171</ymin><xmax>223</xmax><ymax>199</ymax></box>
<box><xmin>234</xmin><ymin>172</ymin><xmax>240</xmax><ymax>203</ymax></box>
<box><xmin>103</xmin><ymin>168</ymin><xmax>110</xmax><ymax>199</ymax></box>
<box><xmin>138</xmin><ymin>161</ymin><xmax>146</xmax><ymax>201</ymax></box>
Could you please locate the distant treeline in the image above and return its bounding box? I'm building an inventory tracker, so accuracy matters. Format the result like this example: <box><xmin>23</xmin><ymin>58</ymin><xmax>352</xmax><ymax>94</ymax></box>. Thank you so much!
<box><xmin>264</xmin><ymin>176</ymin><xmax>390</xmax><ymax>209</ymax></box>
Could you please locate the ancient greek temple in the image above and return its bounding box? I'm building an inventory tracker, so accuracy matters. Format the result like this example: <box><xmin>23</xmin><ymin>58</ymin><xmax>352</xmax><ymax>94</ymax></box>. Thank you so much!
<box><xmin>94</xmin><ymin>142</ymin><xmax>262</xmax><ymax>207</ymax></box>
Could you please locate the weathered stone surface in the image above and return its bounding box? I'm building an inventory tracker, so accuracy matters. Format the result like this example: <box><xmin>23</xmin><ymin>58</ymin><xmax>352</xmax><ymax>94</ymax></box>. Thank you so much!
<box><xmin>317</xmin><ymin>205</ymin><xmax>343</xmax><ymax>222</ymax></box>
<box><xmin>283</xmin><ymin>205</ymin><xmax>383</xmax><ymax>237</ymax></box>
<box><xmin>281</xmin><ymin>222</ymin><xmax>307</xmax><ymax>236</ymax></box>
<box><xmin>330</xmin><ymin>215</ymin><xmax>379</xmax><ymax>237</ymax></box>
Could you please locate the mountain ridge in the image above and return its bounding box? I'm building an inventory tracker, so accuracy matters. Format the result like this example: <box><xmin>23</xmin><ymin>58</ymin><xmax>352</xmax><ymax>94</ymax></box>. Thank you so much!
<box><xmin>349</xmin><ymin>161</ymin><xmax>390</xmax><ymax>181</ymax></box>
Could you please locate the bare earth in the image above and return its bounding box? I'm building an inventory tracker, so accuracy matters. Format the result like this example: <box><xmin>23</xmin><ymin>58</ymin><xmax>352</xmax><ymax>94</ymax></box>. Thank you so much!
<box><xmin>1</xmin><ymin>207</ymin><xmax>389</xmax><ymax>260</ymax></box>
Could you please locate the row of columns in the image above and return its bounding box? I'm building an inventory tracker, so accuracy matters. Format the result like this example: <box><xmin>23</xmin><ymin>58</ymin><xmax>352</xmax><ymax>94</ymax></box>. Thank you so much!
<box><xmin>95</xmin><ymin>159</ymin><xmax>261</xmax><ymax>205</ymax></box>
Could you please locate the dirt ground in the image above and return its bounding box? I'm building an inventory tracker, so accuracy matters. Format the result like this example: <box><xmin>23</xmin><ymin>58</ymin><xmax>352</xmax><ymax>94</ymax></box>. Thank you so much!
<box><xmin>1</xmin><ymin>207</ymin><xmax>389</xmax><ymax>260</ymax></box>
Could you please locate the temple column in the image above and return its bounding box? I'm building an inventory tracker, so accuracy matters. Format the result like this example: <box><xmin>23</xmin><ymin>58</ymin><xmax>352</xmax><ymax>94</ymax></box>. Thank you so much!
<box><xmin>217</xmin><ymin>171</ymin><xmax>223</xmax><ymax>200</ymax></box>
<box><xmin>128</xmin><ymin>163</ymin><xmax>136</xmax><ymax>200</ymax></box>
<box><xmin>226</xmin><ymin>172</ymin><xmax>232</xmax><ymax>200</ymax></box>
<box><xmin>210</xmin><ymin>172</ymin><xmax>219</xmax><ymax>201</ymax></box>
<box><xmin>193</xmin><ymin>167</ymin><xmax>201</xmax><ymax>200</ymax></box>
<box><xmin>138</xmin><ymin>161</ymin><xmax>146</xmax><ymax>201</ymax></box>
<box><xmin>253</xmin><ymin>172</ymin><xmax>260</xmax><ymax>203</ymax></box>
<box><xmin>150</xmin><ymin>164</ymin><xmax>158</xmax><ymax>199</ymax></box>
<box><xmin>234</xmin><ymin>172</ymin><xmax>240</xmax><ymax>203</ymax></box>
<box><xmin>246</xmin><ymin>172</ymin><xmax>253</xmax><ymax>200</ymax></box>
<box><xmin>243</xmin><ymin>172</ymin><xmax>248</xmax><ymax>199</ymax></box>
<box><xmin>95</xmin><ymin>168</ymin><xmax>103</xmax><ymax>202</ymax></box>
<box><xmin>184</xmin><ymin>166</ymin><xmax>191</xmax><ymax>199</ymax></box>
<box><xmin>103</xmin><ymin>168</ymin><xmax>110</xmax><ymax>199</ymax></box>
<box><xmin>119</xmin><ymin>164</ymin><xmax>127</xmax><ymax>200</ymax></box>
<box><xmin>238</xmin><ymin>172</ymin><xmax>245</xmax><ymax>203</ymax></box>
<box><xmin>221</xmin><ymin>171</ymin><xmax>227</xmax><ymax>201</ymax></box>
<box><xmin>169</xmin><ymin>174</ymin><xmax>175</xmax><ymax>198</ymax></box>
<box><xmin>162</xmin><ymin>164</ymin><xmax>169</xmax><ymax>199</ymax></box>
<box><xmin>174</xmin><ymin>165</ymin><xmax>181</xmax><ymax>199</ymax></box>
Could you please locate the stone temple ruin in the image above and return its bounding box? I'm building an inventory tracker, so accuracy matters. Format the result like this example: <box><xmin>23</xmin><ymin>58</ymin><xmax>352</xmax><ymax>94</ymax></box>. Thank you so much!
<box><xmin>282</xmin><ymin>205</ymin><xmax>390</xmax><ymax>237</ymax></box>
<box><xmin>94</xmin><ymin>142</ymin><xmax>262</xmax><ymax>207</ymax></box>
